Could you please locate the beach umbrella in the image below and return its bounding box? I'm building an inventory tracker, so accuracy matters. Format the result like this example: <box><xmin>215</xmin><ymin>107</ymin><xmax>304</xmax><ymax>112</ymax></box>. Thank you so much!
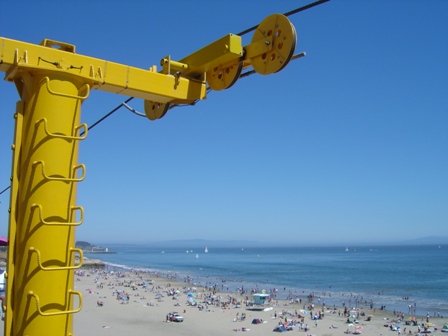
<box><xmin>0</xmin><ymin>237</ymin><xmax>7</xmax><ymax>246</ymax></box>
<box><xmin>299</xmin><ymin>309</ymin><xmax>307</xmax><ymax>315</ymax></box>
<box><xmin>187</xmin><ymin>292</ymin><xmax>195</xmax><ymax>297</ymax></box>
<box><xmin>354</xmin><ymin>326</ymin><xmax>363</xmax><ymax>334</ymax></box>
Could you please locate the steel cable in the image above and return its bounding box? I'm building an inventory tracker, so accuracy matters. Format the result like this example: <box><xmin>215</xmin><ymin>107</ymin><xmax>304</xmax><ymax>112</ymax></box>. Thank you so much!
<box><xmin>0</xmin><ymin>0</ymin><xmax>329</xmax><ymax>199</ymax></box>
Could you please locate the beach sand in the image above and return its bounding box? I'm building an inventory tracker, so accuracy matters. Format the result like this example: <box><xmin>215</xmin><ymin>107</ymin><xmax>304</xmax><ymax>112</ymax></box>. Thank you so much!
<box><xmin>70</xmin><ymin>268</ymin><xmax>435</xmax><ymax>336</ymax></box>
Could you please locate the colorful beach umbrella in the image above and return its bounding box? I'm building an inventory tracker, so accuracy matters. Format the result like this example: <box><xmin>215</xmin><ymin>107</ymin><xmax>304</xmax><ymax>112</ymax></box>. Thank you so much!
<box><xmin>354</xmin><ymin>325</ymin><xmax>363</xmax><ymax>334</ymax></box>
<box><xmin>0</xmin><ymin>237</ymin><xmax>7</xmax><ymax>246</ymax></box>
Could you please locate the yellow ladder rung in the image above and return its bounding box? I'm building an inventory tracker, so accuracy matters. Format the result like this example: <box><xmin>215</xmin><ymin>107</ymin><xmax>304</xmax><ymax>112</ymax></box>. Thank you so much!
<box><xmin>33</xmin><ymin>160</ymin><xmax>86</xmax><ymax>182</ymax></box>
<box><xmin>40</xmin><ymin>76</ymin><xmax>90</xmax><ymax>100</ymax></box>
<box><xmin>31</xmin><ymin>204</ymin><xmax>84</xmax><ymax>226</ymax></box>
<box><xmin>29</xmin><ymin>247</ymin><xmax>83</xmax><ymax>271</ymax></box>
<box><xmin>28</xmin><ymin>290</ymin><xmax>82</xmax><ymax>317</ymax></box>
<box><xmin>36</xmin><ymin>118</ymin><xmax>88</xmax><ymax>140</ymax></box>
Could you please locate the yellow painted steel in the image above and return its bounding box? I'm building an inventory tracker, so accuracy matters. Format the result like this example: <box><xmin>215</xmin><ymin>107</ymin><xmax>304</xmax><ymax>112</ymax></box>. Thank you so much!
<box><xmin>7</xmin><ymin>73</ymin><xmax>86</xmax><ymax>335</ymax></box>
<box><xmin>0</xmin><ymin>37</ymin><xmax>207</xmax><ymax>104</ymax></box>
<box><xmin>4</xmin><ymin>102</ymin><xmax>23</xmax><ymax>335</ymax></box>
<box><xmin>0</xmin><ymin>13</ymin><xmax>297</xmax><ymax>335</ymax></box>
<box><xmin>249</xmin><ymin>14</ymin><xmax>297</xmax><ymax>75</ymax></box>
<box><xmin>177</xmin><ymin>34</ymin><xmax>243</xmax><ymax>75</ymax></box>
<box><xmin>206</xmin><ymin>60</ymin><xmax>243</xmax><ymax>91</ymax></box>
<box><xmin>144</xmin><ymin>101</ymin><xmax>171</xmax><ymax>120</ymax></box>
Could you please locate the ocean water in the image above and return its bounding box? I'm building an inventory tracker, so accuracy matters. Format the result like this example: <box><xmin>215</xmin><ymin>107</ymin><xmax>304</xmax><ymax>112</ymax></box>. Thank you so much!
<box><xmin>88</xmin><ymin>244</ymin><xmax>448</xmax><ymax>317</ymax></box>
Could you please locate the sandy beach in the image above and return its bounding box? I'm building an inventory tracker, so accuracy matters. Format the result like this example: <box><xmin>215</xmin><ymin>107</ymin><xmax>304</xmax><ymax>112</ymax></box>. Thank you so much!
<box><xmin>0</xmin><ymin>254</ymin><xmax>444</xmax><ymax>336</ymax></box>
<box><xmin>69</xmin><ymin>267</ymin><xmax>442</xmax><ymax>336</ymax></box>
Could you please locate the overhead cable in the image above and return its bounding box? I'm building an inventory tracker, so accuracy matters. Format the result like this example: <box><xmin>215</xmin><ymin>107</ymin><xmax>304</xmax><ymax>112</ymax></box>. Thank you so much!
<box><xmin>0</xmin><ymin>0</ymin><xmax>329</xmax><ymax>198</ymax></box>
<box><xmin>237</xmin><ymin>0</ymin><xmax>330</xmax><ymax>36</ymax></box>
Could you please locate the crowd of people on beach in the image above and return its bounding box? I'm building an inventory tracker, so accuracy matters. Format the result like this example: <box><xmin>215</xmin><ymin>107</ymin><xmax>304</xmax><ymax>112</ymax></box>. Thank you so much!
<box><xmin>73</xmin><ymin>266</ymin><xmax>446</xmax><ymax>336</ymax></box>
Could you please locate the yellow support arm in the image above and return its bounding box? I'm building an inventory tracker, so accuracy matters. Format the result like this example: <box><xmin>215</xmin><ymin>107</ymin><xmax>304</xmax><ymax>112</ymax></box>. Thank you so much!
<box><xmin>0</xmin><ymin>37</ymin><xmax>207</xmax><ymax>104</ymax></box>
<box><xmin>0</xmin><ymin>13</ymin><xmax>298</xmax><ymax>336</ymax></box>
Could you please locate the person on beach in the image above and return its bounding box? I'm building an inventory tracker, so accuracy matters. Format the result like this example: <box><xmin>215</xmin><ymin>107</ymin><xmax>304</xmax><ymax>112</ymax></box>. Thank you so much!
<box><xmin>0</xmin><ymin>293</ymin><xmax>5</xmax><ymax>320</ymax></box>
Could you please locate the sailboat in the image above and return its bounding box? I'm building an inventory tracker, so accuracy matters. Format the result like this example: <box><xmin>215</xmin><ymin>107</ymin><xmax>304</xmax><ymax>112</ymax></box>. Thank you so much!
<box><xmin>196</xmin><ymin>253</ymin><xmax>199</xmax><ymax>258</ymax></box>
<box><xmin>345</xmin><ymin>247</ymin><xmax>349</xmax><ymax>252</ymax></box>
<box><xmin>205</xmin><ymin>247</ymin><xmax>208</xmax><ymax>253</ymax></box>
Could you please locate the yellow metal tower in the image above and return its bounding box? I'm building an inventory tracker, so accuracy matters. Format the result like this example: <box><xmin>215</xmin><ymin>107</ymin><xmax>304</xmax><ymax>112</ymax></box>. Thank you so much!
<box><xmin>0</xmin><ymin>13</ymin><xmax>297</xmax><ymax>335</ymax></box>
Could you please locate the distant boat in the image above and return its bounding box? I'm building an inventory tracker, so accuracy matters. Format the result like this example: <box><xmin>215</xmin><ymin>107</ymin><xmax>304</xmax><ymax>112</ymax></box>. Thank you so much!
<box><xmin>161</xmin><ymin>251</ymin><xmax>165</xmax><ymax>254</ymax></box>
<box><xmin>196</xmin><ymin>253</ymin><xmax>199</xmax><ymax>258</ymax></box>
<box><xmin>205</xmin><ymin>247</ymin><xmax>208</xmax><ymax>253</ymax></box>
<box><xmin>345</xmin><ymin>247</ymin><xmax>349</xmax><ymax>252</ymax></box>
<box><xmin>186</xmin><ymin>250</ymin><xmax>189</xmax><ymax>253</ymax></box>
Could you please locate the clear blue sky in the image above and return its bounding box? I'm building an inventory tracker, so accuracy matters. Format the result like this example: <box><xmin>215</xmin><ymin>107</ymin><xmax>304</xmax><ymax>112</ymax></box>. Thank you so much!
<box><xmin>0</xmin><ymin>1</ymin><xmax>447</xmax><ymax>245</ymax></box>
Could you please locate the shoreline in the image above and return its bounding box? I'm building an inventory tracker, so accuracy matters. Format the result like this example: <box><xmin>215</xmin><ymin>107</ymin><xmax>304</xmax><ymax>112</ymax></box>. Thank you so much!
<box><xmin>72</xmin><ymin>265</ymin><xmax>446</xmax><ymax>336</ymax></box>
<box><xmin>0</xmin><ymin>253</ymin><xmax>445</xmax><ymax>335</ymax></box>
<box><xmin>86</xmin><ymin>258</ymin><xmax>445</xmax><ymax>319</ymax></box>
<box><xmin>93</xmin><ymin>257</ymin><xmax>445</xmax><ymax>319</ymax></box>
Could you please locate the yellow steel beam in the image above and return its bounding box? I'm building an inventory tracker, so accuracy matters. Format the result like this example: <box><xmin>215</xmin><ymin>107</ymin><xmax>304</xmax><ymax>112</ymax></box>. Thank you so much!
<box><xmin>0</xmin><ymin>37</ymin><xmax>207</xmax><ymax>104</ymax></box>
<box><xmin>161</xmin><ymin>34</ymin><xmax>243</xmax><ymax>77</ymax></box>
<box><xmin>1</xmin><ymin>13</ymin><xmax>297</xmax><ymax>107</ymax></box>
<box><xmin>180</xmin><ymin>34</ymin><xmax>243</xmax><ymax>77</ymax></box>
<box><xmin>0</xmin><ymin>13</ymin><xmax>298</xmax><ymax>336</ymax></box>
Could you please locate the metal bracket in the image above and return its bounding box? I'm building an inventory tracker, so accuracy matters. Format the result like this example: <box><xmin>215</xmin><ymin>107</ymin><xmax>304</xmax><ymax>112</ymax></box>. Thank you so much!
<box><xmin>35</xmin><ymin>118</ymin><xmax>88</xmax><ymax>141</ymax></box>
<box><xmin>28</xmin><ymin>290</ymin><xmax>82</xmax><ymax>316</ymax></box>
<box><xmin>33</xmin><ymin>161</ymin><xmax>86</xmax><ymax>182</ymax></box>
<box><xmin>31</xmin><ymin>204</ymin><xmax>84</xmax><ymax>226</ymax></box>
<box><xmin>29</xmin><ymin>247</ymin><xmax>83</xmax><ymax>271</ymax></box>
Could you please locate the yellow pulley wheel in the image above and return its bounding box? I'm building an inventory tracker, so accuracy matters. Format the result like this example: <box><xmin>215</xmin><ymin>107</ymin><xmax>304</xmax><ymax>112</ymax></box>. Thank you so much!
<box><xmin>144</xmin><ymin>101</ymin><xmax>171</xmax><ymax>120</ymax></box>
<box><xmin>207</xmin><ymin>61</ymin><xmax>243</xmax><ymax>91</ymax></box>
<box><xmin>251</xmin><ymin>14</ymin><xmax>297</xmax><ymax>75</ymax></box>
